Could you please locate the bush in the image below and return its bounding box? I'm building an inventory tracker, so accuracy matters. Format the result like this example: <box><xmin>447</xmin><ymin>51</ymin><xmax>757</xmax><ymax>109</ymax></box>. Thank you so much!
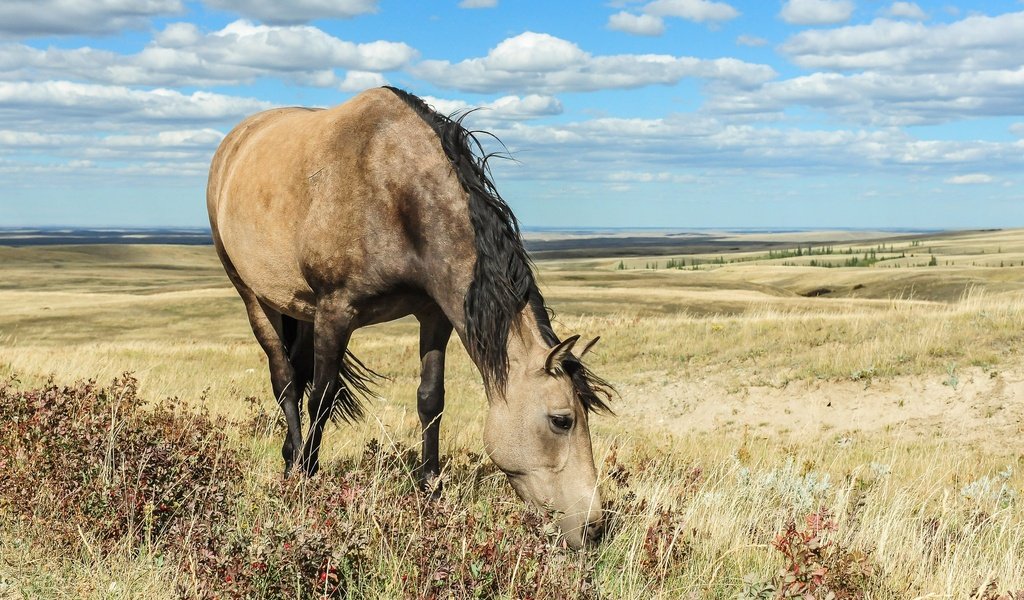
<box><xmin>0</xmin><ymin>377</ymin><xmax>603</xmax><ymax>598</ymax></box>
<box><xmin>0</xmin><ymin>374</ymin><xmax>240</xmax><ymax>552</ymax></box>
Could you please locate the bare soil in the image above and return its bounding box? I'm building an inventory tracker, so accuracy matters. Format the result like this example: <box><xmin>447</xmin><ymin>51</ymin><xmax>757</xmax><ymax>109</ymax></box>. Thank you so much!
<box><xmin>618</xmin><ymin>367</ymin><xmax>1024</xmax><ymax>453</ymax></box>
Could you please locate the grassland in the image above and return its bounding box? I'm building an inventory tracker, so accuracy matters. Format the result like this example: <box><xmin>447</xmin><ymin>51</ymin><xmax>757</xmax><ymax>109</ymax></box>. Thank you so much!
<box><xmin>1</xmin><ymin>229</ymin><xmax>1023</xmax><ymax>598</ymax></box>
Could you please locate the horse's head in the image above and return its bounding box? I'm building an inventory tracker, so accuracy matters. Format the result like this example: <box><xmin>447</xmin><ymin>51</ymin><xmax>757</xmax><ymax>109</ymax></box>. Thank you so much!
<box><xmin>483</xmin><ymin>334</ymin><xmax>611</xmax><ymax>549</ymax></box>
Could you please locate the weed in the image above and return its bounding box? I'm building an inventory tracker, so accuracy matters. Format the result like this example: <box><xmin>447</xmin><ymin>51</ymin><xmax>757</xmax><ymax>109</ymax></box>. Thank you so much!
<box><xmin>944</xmin><ymin>363</ymin><xmax>960</xmax><ymax>389</ymax></box>
<box><xmin>0</xmin><ymin>374</ymin><xmax>240</xmax><ymax>553</ymax></box>
<box><xmin>741</xmin><ymin>510</ymin><xmax>877</xmax><ymax>599</ymax></box>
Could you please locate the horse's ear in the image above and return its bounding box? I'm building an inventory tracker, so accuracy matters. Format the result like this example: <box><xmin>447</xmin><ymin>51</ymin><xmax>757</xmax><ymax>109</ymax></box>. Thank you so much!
<box><xmin>545</xmin><ymin>335</ymin><xmax>580</xmax><ymax>374</ymax></box>
<box><xmin>579</xmin><ymin>336</ymin><xmax>600</xmax><ymax>359</ymax></box>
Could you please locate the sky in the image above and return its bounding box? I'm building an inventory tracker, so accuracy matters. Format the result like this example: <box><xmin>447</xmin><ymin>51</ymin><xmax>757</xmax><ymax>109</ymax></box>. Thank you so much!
<box><xmin>2</xmin><ymin>0</ymin><xmax>1024</xmax><ymax>229</ymax></box>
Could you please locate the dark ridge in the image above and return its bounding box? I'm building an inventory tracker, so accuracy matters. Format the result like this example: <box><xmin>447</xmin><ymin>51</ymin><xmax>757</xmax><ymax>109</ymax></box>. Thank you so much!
<box><xmin>0</xmin><ymin>228</ymin><xmax>212</xmax><ymax>247</ymax></box>
<box><xmin>802</xmin><ymin>287</ymin><xmax>833</xmax><ymax>298</ymax></box>
<box><xmin>385</xmin><ymin>86</ymin><xmax>612</xmax><ymax>413</ymax></box>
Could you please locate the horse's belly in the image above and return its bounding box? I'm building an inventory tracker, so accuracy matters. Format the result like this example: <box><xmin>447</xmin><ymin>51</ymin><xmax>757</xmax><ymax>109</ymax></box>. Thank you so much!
<box><xmin>241</xmin><ymin>261</ymin><xmax>317</xmax><ymax>321</ymax></box>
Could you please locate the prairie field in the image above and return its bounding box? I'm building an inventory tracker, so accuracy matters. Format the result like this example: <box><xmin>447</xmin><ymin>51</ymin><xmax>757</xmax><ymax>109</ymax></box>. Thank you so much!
<box><xmin>1</xmin><ymin>228</ymin><xmax>1024</xmax><ymax>599</ymax></box>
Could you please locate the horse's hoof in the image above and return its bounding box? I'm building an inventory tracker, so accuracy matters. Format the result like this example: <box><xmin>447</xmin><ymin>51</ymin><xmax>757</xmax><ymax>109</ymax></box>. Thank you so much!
<box><xmin>420</xmin><ymin>476</ymin><xmax>443</xmax><ymax>500</ymax></box>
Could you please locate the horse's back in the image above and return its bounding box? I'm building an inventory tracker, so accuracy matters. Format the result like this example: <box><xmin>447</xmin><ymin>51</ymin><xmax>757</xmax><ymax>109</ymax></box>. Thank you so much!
<box><xmin>207</xmin><ymin>88</ymin><xmax>462</xmax><ymax>321</ymax></box>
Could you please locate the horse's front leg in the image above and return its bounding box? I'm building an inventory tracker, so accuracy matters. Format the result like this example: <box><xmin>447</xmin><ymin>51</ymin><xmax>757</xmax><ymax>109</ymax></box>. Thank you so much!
<box><xmin>416</xmin><ymin>308</ymin><xmax>453</xmax><ymax>498</ymax></box>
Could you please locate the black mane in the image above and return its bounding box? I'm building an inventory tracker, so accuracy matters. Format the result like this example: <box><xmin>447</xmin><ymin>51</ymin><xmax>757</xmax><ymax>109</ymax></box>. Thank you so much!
<box><xmin>384</xmin><ymin>86</ymin><xmax>612</xmax><ymax>414</ymax></box>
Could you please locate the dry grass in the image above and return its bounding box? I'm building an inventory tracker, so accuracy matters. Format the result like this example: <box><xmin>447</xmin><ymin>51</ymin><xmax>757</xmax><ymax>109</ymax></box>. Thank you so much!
<box><xmin>2</xmin><ymin>229</ymin><xmax>1024</xmax><ymax>598</ymax></box>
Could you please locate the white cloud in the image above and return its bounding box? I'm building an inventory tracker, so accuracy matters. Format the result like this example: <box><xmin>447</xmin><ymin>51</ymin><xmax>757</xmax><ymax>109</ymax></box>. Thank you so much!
<box><xmin>607</xmin><ymin>170</ymin><xmax>698</xmax><ymax>183</ymax></box>
<box><xmin>643</xmin><ymin>0</ymin><xmax>739</xmax><ymax>22</ymax></box>
<box><xmin>202</xmin><ymin>20</ymin><xmax>414</xmax><ymax>72</ymax></box>
<box><xmin>0</xmin><ymin>0</ymin><xmax>182</xmax><ymax>37</ymax></box>
<box><xmin>473</xmin><ymin>114</ymin><xmax>1024</xmax><ymax>190</ymax></box>
<box><xmin>780</xmin><ymin>0</ymin><xmax>855</xmax><ymax>25</ymax></box>
<box><xmin>338</xmin><ymin>70</ymin><xmax>387</xmax><ymax>92</ymax></box>
<box><xmin>608</xmin><ymin>12</ymin><xmax>666</xmax><ymax>36</ymax></box>
<box><xmin>485</xmin><ymin>32</ymin><xmax>587</xmax><ymax>72</ymax></box>
<box><xmin>945</xmin><ymin>173</ymin><xmax>994</xmax><ymax>184</ymax></box>
<box><xmin>412</xmin><ymin>31</ymin><xmax>775</xmax><ymax>94</ymax></box>
<box><xmin>707</xmin><ymin>68</ymin><xmax>1024</xmax><ymax>126</ymax></box>
<box><xmin>0</xmin><ymin>80</ymin><xmax>271</xmax><ymax>130</ymax></box>
<box><xmin>0</xmin><ymin>20</ymin><xmax>417</xmax><ymax>88</ymax></box>
<box><xmin>0</xmin><ymin>130</ymin><xmax>79</xmax><ymax>148</ymax></box>
<box><xmin>781</xmin><ymin>12</ymin><xmax>1024</xmax><ymax>74</ymax></box>
<box><xmin>0</xmin><ymin>157</ymin><xmax>214</xmax><ymax>179</ymax></box>
<box><xmin>100</xmin><ymin>129</ymin><xmax>225</xmax><ymax>148</ymax></box>
<box><xmin>607</xmin><ymin>0</ymin><xmax>737</xmax><ymax>35</ymax></box>
<box><xmin>0</xmin><ymin>125</ymin><xmax>230</xmax><ymax>182</ymax></box>
<box><xmin>737</xmin><ymin>34</ymin><xmax>769</xmax><ymax>47</ymax></box>
<box><xmin>458</xmin><ymin>0</ymin><xmax>497</xmax><ymax>7</ymax></box>
<box><xmin>487</xmin><ymin>95</ymin><xmax>564</xmax><ymax>119</ymax></box>
<box><xmin>205</xmin><ymin>0</ymin><xmax>378</xmax><ymax>25</ymax></box>
<box><xmin>885</xmin><ymin>2</ymin><xmax>926</xmax><ymax>20</ymax></box>
<box><xmin>421</xmin><ymin>94</ymin><xmax>563</xmax><ymax>121</ymax></box>
<box><xmin>735</xmin><ymin>11</ymin><xmax>1024</xmax><ymax>128</ymax></box>
<box><xmin>1011</xmin><ymin>123</ymin><xmax>1024</xmax><ymax>137</ymax></box>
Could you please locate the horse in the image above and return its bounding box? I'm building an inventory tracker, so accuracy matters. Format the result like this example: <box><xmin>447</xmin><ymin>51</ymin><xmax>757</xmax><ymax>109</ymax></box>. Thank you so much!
<box><xmin>206</xmin><ymin>86</ymin><xmax>613</xmax><ymax>548</ymax></box>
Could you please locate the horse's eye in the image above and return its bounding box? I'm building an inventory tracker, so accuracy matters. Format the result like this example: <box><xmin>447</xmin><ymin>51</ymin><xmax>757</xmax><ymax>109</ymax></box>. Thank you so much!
<box><xmin>549</xmin><ymin>414</ymin><xmax>573</xmax><ymax>432</ymax></box>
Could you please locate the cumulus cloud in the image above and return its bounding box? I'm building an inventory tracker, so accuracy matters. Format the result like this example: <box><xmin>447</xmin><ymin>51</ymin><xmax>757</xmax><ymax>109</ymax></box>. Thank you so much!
<box><xmin>99</xmin><ymin>129</ymin><xmax>225</xmax><ymax>149</ymax></box>
<box><xmin>732</xmin><ymin>10</ymin><xmax>1024</xmax><ymax>126</ymax></box>
<box><xmin>486</xmin><ymin>32</ymin><xmax>587</xmax><ymax>72</ymax></box>
<box><xmin>421</xmin><ymin>94</ymin><xmax>563</xmax><ymax>121</ymax></box>
<box><xmin>610</xmin><ymin>0</ymin><xmax>741</xmax><ymax>36</ymax></box>
<box><xmin>458</xmin><ymin>0</ymin><xmax>497</xmax><ymax>7</ymax></box>
<box><xmin>487</xmin><ymin>95</ymin><xmax>563</xmax><ymax>119</ymax></box>
<box><xmin>179</xmin><ymin>20</ymin><xmax>414</xmax><ymax>72</ymax></box>
<box><xmin>0</xmin><ymin>83</ymin><xmax>257</xmax><ymax>182</ymax></box>
<box><xmin>945</xmin><ymin>173</ymin><xmax>994</xmax><ymax>184</ymax></box>
<box><xmin>885</xmin><ymin>2</ymin><xmax>926</xmax><ymax>20</ymax></box>
<box><xmin>0</xmin><ymin>80</ymin><xmax>271</xmax><ymax>130</ymax></box>
<box><xmin>412</xmin><ymin>31</ymin><xmax>775</xmax><ymax>94</ymax></box>
<box><xmin>338</xmin><ymin>70</ymin><xmax>388</xmax><ymax>92</ymax></box>
<box><xmin>643</xmin><ymin>0</ymin><xmax>739</xmax><ymax>22</ymax></box>
<box><xmin>707</xmin><ymin>69</ymin><xmax>1024</xmax><ymax>126</ymax></box>
<box><xmin>780</xmin><ymin>0</ymin><xmax>854</xmax><ymax>25</ymax></box>
<box><xmin>780</xmin><ymin>12</ymin><xmax>1024</xmax><ymax>74</ymax></box>
<box><xmin>607</xmin><ymin>12</ymin><xmax>666</xmax><ymax>36</ymax></box>
<box><xmin>205</xmin><ymin>0</ymin><xmax>378</xmax><ymax>25</ymax></box>
<box><xmin>607</xmin><ymin>0</ymin><xmax>737</xmax><ymax>36</ymax></box>
<box><xmin>0</xmin><ymin>130</ymin><xmax>79</xmax><ymax>148</ymax></box>
<box><xmin>473</xmin><ymin>114</ymin><xmax>1024</xmax><ymax>190</ymax></box>
<box><xmin>0</xmin><ymin>0</ymin><xmax>182</xmax><ymax>37</ymax></box>
<box><xmin>1011</xmin><ymin>123</ymin><xmax>1024</xmax><ymax>137</ymax></box>
<box><xmin>0</xmin><ymin>20</ymin><xmax>417</xmax><ymax>88</ymax></box>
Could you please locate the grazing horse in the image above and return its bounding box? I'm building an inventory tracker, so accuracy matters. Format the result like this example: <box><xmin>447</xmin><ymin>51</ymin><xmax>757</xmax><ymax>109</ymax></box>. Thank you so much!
<box><xmin>206</xmin><ymin>86</ymin><xmax>613</xmax><ymax>548</ymax></box>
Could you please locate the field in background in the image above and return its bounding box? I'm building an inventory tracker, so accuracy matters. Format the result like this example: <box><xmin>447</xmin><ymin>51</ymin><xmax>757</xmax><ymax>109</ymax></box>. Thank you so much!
<box><xmin>1</xmin><ymin>228</ymin><xmax>1023</xmax><ymax>598</ymax></box>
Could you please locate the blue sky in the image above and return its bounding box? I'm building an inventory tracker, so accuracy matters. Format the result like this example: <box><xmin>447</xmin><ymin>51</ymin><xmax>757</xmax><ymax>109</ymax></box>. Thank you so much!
<box><xmin>2</xmin><ymin>0</ymin><xmax>1024</xmax><ymax>229</ymax></box>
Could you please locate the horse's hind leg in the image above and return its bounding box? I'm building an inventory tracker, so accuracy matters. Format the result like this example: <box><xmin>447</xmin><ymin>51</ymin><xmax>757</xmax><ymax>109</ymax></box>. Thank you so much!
<box><xmin>237</xmin><ymin>292</ymin><xmax>305</xmax><ymax>475</ymax></box>
<box><xmin>415</xmin><ymin>307</ymin><xmax>453</xmax><ymax>498</ymax></box>
<box><xmin>281</xmin><ymin>315</ymin><xmax>314</xmax><ymax>472</ymax></box>
<box><xmin>300</xmin><ymin>295</ymin><xmax>356</xmax><ymax>477</ymax></box>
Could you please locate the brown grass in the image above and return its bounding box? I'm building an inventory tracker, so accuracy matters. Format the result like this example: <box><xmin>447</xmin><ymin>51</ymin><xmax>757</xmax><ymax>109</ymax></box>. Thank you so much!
<box><xmin>2</xmin><ymin>229</ymin><xmax>1024</xmax><ymax>598</ymax></box>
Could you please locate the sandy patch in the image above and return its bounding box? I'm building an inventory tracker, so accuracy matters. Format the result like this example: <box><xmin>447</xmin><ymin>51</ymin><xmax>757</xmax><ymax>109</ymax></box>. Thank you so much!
<box><xmin>616</xmin><ymin>368</ymin><xmax>1024</xmax><ymax>452</ymax></box>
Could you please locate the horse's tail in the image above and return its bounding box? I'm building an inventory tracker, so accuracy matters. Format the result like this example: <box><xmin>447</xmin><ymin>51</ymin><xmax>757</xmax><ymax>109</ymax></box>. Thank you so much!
<box><xmin>280</xmin><ymin>315</ymin><xmax>381</xmax><ymax>423</ymax></box>
<box><xmin>331</xmin><ymin>350</ymin><xmax>381</xmax><ymax>423</ymax></box>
